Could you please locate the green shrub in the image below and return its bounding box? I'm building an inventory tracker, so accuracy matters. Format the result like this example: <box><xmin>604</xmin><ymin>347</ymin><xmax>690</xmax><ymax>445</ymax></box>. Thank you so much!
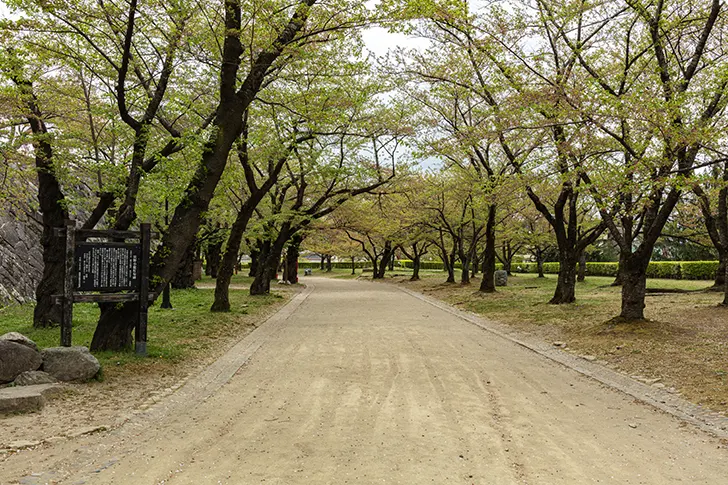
<box><xmin>646</xmin><ymin>261</ymin><xmax>681</xmax><ymax>279</ymax></box>
<box><xmin>585</xmin><ymin>262</ymin><xmax>619</xmax><ymax>277</ymax></box>
<box><xmin>681</xmin><ymin>261</ymin><xmax>719</xmax><ymax>280</ymax></box>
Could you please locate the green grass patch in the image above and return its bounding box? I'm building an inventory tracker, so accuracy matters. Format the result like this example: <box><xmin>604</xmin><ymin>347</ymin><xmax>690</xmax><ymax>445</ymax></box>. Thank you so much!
<box><xmin>0</xmin><ymin>287</ymin><xmax>285</xmax><ymax>369</ymax></box>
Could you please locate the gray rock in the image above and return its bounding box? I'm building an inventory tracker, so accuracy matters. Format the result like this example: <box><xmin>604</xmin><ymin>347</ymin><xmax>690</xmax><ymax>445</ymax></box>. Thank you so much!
<box><xmin>13</xmin><ymin>371</ymin><xmax>58</xmax><ymax>386</ymax></box>
<box><xmin>0</xmin><ymin>332</ymin><xmax>39</xmax><ymax>351</ymax></box>
<box><xmin>0</xmin><ymin>384</ymin><xmax>62</xmax><ymax>415</ymax></box>
<box><xmin>495</xmin><ymin>270</ymin><xmax>508</xmax><ymax>286</ymax></box>
<box><xmin>41</xmin><ymin>347</ymin><xmax>100</xmax><ymax>382</ymax></box>
<box><xmin>0</xmin><ymin>341</ymin><xmax>42</xmax><ymax>383</ymax></box>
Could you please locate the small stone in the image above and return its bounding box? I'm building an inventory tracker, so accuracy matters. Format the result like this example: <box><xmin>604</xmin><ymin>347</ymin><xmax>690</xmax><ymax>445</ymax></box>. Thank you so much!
<box><xmin>628</xmin><ymin>423</ymin><xmax>638</xmax><ymax>429</ymax></box>
<box><xmin>66</xmin><ymin>425</ymin><xmax>107</xmax><ymax>439</ymax></box>
<box><xmin>581</xmin><ymin>355</ymin><xmax>597</xmax><ymax>362</ymax></box>
<box><xmin>0</xmin><ymin>341</ymin><xmax>42</xmax><ymax>383</ymax></box>
<box><xmin>14</xmin><ymin>371</ymin><xmax>58</xmax><ymax>387</ymax></box>
<box><xmin>8</xmin><ymin>440</ymin><xmax>41</xmax><ymax>450</ymax></box>
<box><xmin>553</xmin><ymin>342</ymin><xmax>567</xmax><ymax>348</ymax></box>
<box><xmin>653</xmin><ymin>383</ymin><xmax>666</xmax><ymax>389</ymax></box>
<box><xmin>41</xmin><ymin>347</ymin><xmax>100</xmax><ymax>382</ymax></box>
<box><xmin>494</xmin><ymin>270</ymin><xmax>508</xmax><ymax>286</ymax></box>
<box><xmin>0</xmin><ymin>332</ymin><xmax>38</xmax><ymax>351</ymax></box>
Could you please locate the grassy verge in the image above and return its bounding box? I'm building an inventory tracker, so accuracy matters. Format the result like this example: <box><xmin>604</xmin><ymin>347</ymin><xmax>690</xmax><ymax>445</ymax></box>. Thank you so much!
<box><xmin>0</xmin><ymin>286</ymin><xmax>287</xmax><ymax>371</ymax></box>
<box><xmin>394</xmin><ymin>271</ymin><xmax>728</xmax><ymax>414</ymax></box>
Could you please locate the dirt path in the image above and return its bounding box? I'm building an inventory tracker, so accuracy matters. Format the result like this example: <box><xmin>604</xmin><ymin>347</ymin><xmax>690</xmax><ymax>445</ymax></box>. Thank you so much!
<box><xmin>2</xmin><ymin>277</ymin><xmax>727</xmax><ymax>484</ymax></box>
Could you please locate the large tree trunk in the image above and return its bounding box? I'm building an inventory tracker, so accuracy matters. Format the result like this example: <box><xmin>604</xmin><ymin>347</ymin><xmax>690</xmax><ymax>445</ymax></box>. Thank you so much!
<box><xmin>211</xmin><ymin>205</ymin><xmax>255</xmax><ymax>311</ymax></box>
<box><xmin>619</xmin><ymin>254</ymin><xmax>650</xmax><ymax>320</ymax></box>
<box><xmin>479</xmin><ymin>205</ymin><xmax>497</xmax><ymax>293</ymax></box>
<box><xmin>444</xmin><ymin>251</ymin><xmax>456</xmax><ymax>283</ymax></box>
<box><xmin>33</xmin><ymin>219</ymin><xmax>67</xmax><ymax>328</ymax></box>
<box><xmin>172</xmin><ymin>242</ymin><xmax>197</xmax><ymax>289</ymax></box>
<box><xmin>320</xmin><ymin>254</ymin><xmax>325</xmax><ymax>270</ymax></box>
<box><xmin>550</xmin><ymin>252</ymin><xmax>577</xmax><ymax>304</ymax></box>
<box><xmin>325</xmin><ymin>254</ymin><xmax>332</xmax><ymax>272</ymax></box>
<box><xmin>19</xmin><ymin>79</ymin><xmax>70</xmax><ymax>328</ymax></box>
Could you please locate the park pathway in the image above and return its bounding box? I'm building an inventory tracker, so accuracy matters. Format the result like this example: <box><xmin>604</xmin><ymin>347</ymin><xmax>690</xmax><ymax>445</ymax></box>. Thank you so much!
<box><xmin>3</xmin><ymin>277</ymin><xmax>728</xmax><ymax>484</ymax></box>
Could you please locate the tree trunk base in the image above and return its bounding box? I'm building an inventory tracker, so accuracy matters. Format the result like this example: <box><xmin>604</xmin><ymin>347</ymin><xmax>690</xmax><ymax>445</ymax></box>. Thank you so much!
<box><xmin>210</xmin><ymin>300</ymin><xmax>231</xmax><ymax>312</ymax></box>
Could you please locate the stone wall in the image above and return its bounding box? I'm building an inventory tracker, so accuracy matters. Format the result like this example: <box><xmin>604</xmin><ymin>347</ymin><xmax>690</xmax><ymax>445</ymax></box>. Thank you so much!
<box><xmin>0</xmin><ymin>208</ymin><xmax>43</xmax><ymax>306</ymax></box>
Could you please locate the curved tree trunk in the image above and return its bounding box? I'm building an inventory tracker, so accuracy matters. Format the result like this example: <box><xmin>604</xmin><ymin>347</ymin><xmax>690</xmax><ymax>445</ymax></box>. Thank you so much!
<box><xmin>17</xmin><ymin>79</ymin><xmax>70</xmax><ymax>328</ymax></box>
<box><xmin>536</xmin><ymin>250</ymin><xmax>545</xmax><ymax>278</ymax></box>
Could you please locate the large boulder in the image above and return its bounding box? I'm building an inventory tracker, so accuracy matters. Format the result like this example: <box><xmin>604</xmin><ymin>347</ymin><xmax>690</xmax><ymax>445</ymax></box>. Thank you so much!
<box><xmin>0</xmin><ymin>332</ymin><xmax>39</xmax><ymax>351</ymax></box>
<box><xmin>41</xmin><ymin>347</ymin><xmax>100</xmax><ymax>382</ymax></box>
<box><xmin>13</xmin><ymin>370</ymin><xmax>59</xmax><ymax>386</ymax></box>
<box><xmin>495</xmin><ymin>270</ymin><xmax>508</xmax><ymax>287</ymax></box>
<box><xmin>0</xmin><ymin>340</ymin><xmax>42</xmax><ymax>383</ymax></box>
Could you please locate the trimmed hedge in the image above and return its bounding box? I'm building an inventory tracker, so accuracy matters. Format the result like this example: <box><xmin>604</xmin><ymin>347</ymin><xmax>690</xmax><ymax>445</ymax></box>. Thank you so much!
<box><xmin>680</xmin><ymin>261</ymin><xmax>720</xmax><ymax>280</ymax></box>
<box><xmin>514</xmin><ymin>260</ymin><xmax>717</xmax><ymax>280</ymax></box>
<box><xmin>276</xmin><ymin>259</ymin><xmax>720</xmax><ymax>280</ymax></box>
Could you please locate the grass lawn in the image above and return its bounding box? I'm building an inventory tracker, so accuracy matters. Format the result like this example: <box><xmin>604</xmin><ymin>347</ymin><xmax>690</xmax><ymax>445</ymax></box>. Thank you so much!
<box><xmin>0</xmin><ymin>286</ymin><xmax>288</xmax><ymax>372</ymax></box>
<box><xmin>390</xmin><ymin>271</ymin><xmax>728</xmax><ymax>414</ymax></box>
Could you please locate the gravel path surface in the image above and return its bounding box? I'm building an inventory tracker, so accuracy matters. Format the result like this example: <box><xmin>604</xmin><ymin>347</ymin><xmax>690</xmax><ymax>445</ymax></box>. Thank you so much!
<box><xmin>2</xmin><ymin>277</ymin><xmax>727</xmax><ymax>484</ymax></box>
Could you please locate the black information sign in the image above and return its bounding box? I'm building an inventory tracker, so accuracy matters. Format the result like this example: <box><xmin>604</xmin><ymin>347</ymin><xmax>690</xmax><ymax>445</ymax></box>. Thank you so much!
<box><xmin>74</xmin><ymin>242</ymin><xmax>141</xmax><ymax>291</ymax></box>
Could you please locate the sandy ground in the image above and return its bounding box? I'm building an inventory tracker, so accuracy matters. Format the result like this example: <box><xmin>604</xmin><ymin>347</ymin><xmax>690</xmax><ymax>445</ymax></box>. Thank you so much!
<box><xmin>1</xmin><ymin>277</ymin><xmax>727</xmax><ymax>484</ymax></box>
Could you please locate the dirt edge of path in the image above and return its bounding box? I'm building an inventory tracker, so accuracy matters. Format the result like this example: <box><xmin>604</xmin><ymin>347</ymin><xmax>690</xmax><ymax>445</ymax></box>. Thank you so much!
<box><xmin>391</xmin><ymin>282</ymin><xmax>728</xmax><ymax>440</ymax></box>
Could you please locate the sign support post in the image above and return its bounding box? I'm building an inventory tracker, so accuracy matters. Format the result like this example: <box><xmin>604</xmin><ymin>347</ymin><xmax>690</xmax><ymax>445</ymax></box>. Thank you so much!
<box><xmin>136</xmin><ymin>223</ymin><xmax>151</xmax><ymax>356</ymax></box>
<box><xmin>61</xmin><ymin>219</ymin><xmax>75</xmax><ymax>347</ymax></box>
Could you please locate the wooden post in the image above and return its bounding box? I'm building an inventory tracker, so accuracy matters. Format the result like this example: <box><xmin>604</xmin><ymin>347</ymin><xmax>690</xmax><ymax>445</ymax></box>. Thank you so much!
<box><xmin>136</xmin><ymin>223</ymin><xmax>151</xmax><ymax>356</ymax></box>
<box><xmin>61</xmin><ymin>220</ymin><xmax>75</xmax><ymax>347</ymax></box>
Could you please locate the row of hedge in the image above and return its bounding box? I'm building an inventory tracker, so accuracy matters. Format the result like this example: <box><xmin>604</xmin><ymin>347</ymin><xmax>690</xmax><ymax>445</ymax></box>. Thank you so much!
<box><xmin>399</xmin><ymin>260</ymin><xmax>720</xmax><ymax>280</ymax></box>
<box><xmin>241</xmin><ymin>259</ymin><xmax>719</xmax><ymax>280</ymax></box>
